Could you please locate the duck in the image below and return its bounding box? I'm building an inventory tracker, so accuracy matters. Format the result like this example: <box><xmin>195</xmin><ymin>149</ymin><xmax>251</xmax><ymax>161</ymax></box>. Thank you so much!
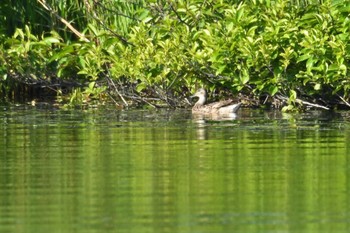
<box><xmin>191</xmin><ymin>88</ymin><xmax>241</xmax><ymax>114</ymax></box>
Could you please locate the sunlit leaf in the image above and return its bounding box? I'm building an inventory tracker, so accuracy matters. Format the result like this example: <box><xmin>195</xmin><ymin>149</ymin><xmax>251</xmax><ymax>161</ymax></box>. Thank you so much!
<box><xmin>142</xmin><ymin>17</ymin><xmax>153</xmax><ymax>23</ymax></box>
<box><xmin>297</xmin><ymin>54</ymin><xmax>311</xmax><ymax>63</ymax></box>
<box><xmin>87</xmin><ymin>82</ymin><xmax>95</xmax><ymax>90</ymax></box>
<box><xmin>216</xmin><ymin>65</ymin><xmax>226</xmax><ymax>75</ymax></box>
<box><xmin>236</xmin><ymin>7</ymin><xmax>245</xmax><ymax>22</ymax></box>
<box><xmin>290</xmin><ymin>90</ymin><xmax>297</xmax><ymax>101</ymax></box>
<box><xmin>136</xmin><ymin>83</ymin><xmax>147</xmax><ymax>92</ymax></box>
<box><xmin>314</xmin><ymin>83</ymin><xmax>321</xmax><ymax>91</ymax></box>
<box><xmin>43</xmin><ymin>37</ymin><xmax>60</xmax><ymax>44</ymax></box>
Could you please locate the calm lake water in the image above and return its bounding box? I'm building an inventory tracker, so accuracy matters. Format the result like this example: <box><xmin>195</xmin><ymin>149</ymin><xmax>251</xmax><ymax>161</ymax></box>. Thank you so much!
<box><xmin>1</xmin><ymin>105</ymin><xmax>350</xmax><ymax>233</ymax></box>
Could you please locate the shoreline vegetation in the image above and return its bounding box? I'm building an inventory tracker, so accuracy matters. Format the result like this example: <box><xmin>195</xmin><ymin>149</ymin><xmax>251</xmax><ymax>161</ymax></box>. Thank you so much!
<box><xmin>1</xmin><ymin>0</ymin><xmax>350</xmax><ymax>111</ymax></box>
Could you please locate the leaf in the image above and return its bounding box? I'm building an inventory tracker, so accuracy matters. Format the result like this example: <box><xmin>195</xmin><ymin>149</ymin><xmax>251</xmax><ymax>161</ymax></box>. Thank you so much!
<box><xmin>236</xmin><ymin>6</ymin><xmax>245</xmax><ymax>22</ymax></box>
<box><xmin>203</xmin><ymin>29</ymin><xmax>211</xmax><ymax>36</ymax></box>
<box><xmin>226</xmin><ymin>22</ymin><xmax>234</xmax><ymax>32</ymax></box>
<box><xmin>25</xmin><ymin>25</ymin><xmax>31</xmax><ymax>39</ymax></box>
<box><xmin>139</xmin><ymin>9</ymin><xmax>151</xmax><ymax>21</ymax></box>
<box><xmin>49</xmin><ymin>44</ymin><xmax>75</xmax><ymax>62</ymax></box>
<box><xmin>77</xmin><ymin>70</ymin><xmax>89</xmax><ymax>75</ymax></box>
<box><xmin>306</xmin><ymin>58</ymin><xmax>316</xmax><ymax>70</ymax></box>
<box><xmin>339</xmin><ymin>64</ymin><xmax>347</xmax><ymax>73</ymax></box>
<box><xmin>216</xmin><ymin>65</ymin><xmax>226</xmax><ymax>75</ymax></box>
<box><xmin>290</xmin><ymin>90</ymin><xmax>297</xmax><ymax>101</ymax></box>
<box><xmin>314</xmin><ymin>83</ymin><xmax>321</xmax><ymax>91</ymax></box>
<box><xmin>13</xmin><ymin>28</ymin><xmax>24</xmax><ymax>40</ymax></box>
<box><xmin>43</xmin><ymin>37</ymin><xmax>60</xmax><ymax>44</ymax></box>
<box><xmin>328</xmin><ymin>41</ymin><xmax>339</xmax><ymax>48</ymax></box>
<box><xmin>177</xmin><ymin>8</ymin><xmax>186</xmax><ymax>13</ymax></box>
<box><xmin>247</xmin><ymin>26</ymin><xmax>258</xmax><ymax>36</ymax></box>
<box><xmin>136</xmin><ymin>83</ymin><xmax>147</xmax><ymax>92</ymax></box>
<box><xmin>329</xmin><ymin>63</ymin><xmax>338</xmax><ymax>71</ymax></box>
<box><xmin>142</xmin><ymin>17</ymin><xmax>153</xmax><ymax>23</ymax></box>
<box><xmin>269</xmin><ymin>86</ymin><xmax>279</xmax><ymax>96</ymax></box>
<box><xmin>246</xmin><ymin>36</ymin><xmax>254</xmax><ymax>44</ymax></box>
<box><xmin>296</xmin><ymin>54</ymin><xmax>311</xmax><ymax>63</ymax></box>
<box><xmin>240</xmin><ymin>69</ymin><xmax>249</xmax><ymax>84</ymax></box>
<box><xmin>88</xmin><ymin>24</ymin><xmax>98</xmax><ymax>36</ymax></box>
<box><xmin>89</xmin><ymin>81</ymin><xmax>96</xmax><ymax>90</ymax></box>
<box><xmin>282</xmin><ymin>105</ymin><xmax>295</xmax><ymax>112</ymax></box>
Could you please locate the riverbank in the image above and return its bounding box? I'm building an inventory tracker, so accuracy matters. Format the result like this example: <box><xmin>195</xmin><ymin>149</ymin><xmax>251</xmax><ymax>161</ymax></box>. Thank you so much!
<box><xmin>1</xmin><ymin>1</ymin><xmax>350</xmax><ymax>111</ymax></box>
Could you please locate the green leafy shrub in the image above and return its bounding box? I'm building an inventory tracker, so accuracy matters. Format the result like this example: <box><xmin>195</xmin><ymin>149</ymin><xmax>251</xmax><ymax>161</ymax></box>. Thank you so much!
<box><xmin>2</xmin><ymin>0</ymin><xmax>350</xmax><ymax>110</ymax></box>
<box><xmin>0</xmin><ymin>26</ymin><xmax>61</xmax><ymax>100</ymax></box>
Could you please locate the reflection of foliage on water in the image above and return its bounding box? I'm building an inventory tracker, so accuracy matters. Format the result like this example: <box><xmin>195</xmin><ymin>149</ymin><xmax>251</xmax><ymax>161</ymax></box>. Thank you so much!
<box><xmin>1</xmin><ymin>1</ymin><xmax>350</xmax><ymax>110</ymax></box>
<box><xmin>0</xmin><ymin>107</ymin><xmax>349</xmax><ymax>232</ymax></box>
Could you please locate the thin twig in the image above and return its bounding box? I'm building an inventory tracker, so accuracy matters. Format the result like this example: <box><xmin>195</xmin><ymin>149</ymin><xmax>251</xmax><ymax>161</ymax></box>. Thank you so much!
<box><xmin>296</xmin><ymin>99</ymin><xmax>330</xmax><ymax>110</ymax></box>
<box><xmin>106</xmin><ymin>77</ymin><xmax>129</xmax><ymax>106</ymax></box>
<box><xmin>277</xmin><ymin>95</ymin><xmax>330</xmax><ymax>110</ymax></box>
<box><xmin>337</xmin><ymin>94</ymin><xmax>350</xmax><ymax>107</ymax></box>
<box><xmin>124</xmin><ymin>94</ymin><xmax>158</xmax><ymax>108</ymax></box>
<box><xmin>168</xmin><ymin>1</ymin><xmax>191</xmax><ymax>27</ymax></box>
<box><xmin>263</xmin><ymin>95</ymin><xmax>269</xmax><ymax>104</ymax></box>
<box><xmin>106</xmin><ymin>92</ymin><xmax>120</xmax><ymax>106</ymax></box>
<box><xmin>140</xmin><ymin>98</ymin><xmax>157</xmax><ymax>108</ymax></box>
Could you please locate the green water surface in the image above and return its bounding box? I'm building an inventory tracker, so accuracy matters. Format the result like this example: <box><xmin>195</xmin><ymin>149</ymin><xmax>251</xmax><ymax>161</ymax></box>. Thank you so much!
<box><xmin>1</xmin><ymin>106</ymin><xmax>350</xmax><ymax>233</ymax></box>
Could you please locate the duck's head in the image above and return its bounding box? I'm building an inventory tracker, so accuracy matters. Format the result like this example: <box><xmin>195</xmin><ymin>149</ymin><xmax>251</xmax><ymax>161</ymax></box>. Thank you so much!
<box><xmin>191</xmin><ymin>88</ymin><xmax>207</xmax><ymax>105</ymax></box>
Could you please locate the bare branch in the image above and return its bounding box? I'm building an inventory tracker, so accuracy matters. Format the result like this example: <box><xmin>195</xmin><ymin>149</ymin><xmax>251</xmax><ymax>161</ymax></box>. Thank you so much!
<box><xmin>296</xmin><ymin>98</ymin><xmax>330</xmax><ymax>110</ymax></box>
<box><xmin>106</xmin><ymin>77</ymin><xmax>129</xmax><ymax>107</ymax></box>
<box><xmin>277</xmin><ymin>95</ymin><xmax>330</xmax><ymax>110</ymax></box>
<box><xmin>337</xmin><ymin>94</ymin><xmax>350</xmax><ymax>108</ymax></box>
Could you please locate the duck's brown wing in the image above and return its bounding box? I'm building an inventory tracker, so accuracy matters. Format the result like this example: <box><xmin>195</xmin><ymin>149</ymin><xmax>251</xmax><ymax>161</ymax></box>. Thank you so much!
<box><xmin>208</xmin><ymin>99</ymin><xmax>234</xmax><ymax>109</ymax></box>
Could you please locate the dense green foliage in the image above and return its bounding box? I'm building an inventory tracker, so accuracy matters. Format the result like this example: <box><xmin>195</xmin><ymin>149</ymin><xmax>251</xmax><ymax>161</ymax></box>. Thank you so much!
<box><xmin>1</xmin><ymin>0</ymin><xmax>350</xmax><ymax>110</ymax></box>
